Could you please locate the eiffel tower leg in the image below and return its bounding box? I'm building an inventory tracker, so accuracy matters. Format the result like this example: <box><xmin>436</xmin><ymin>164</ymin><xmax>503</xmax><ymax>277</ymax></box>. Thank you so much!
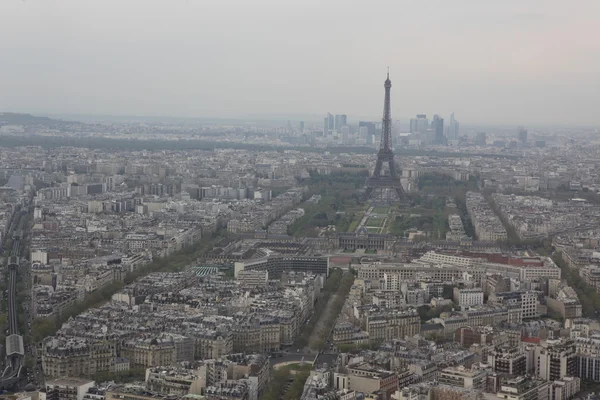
<box><xmin>395</xmin><ymin>186</ymin><xmax>405</xmax><ymax>200</ymax></box>
<box><xmin>365</xmin><ymin>158</ymin><xmax>383</xmax><ymax>201</ymax></box>
<box><xmin>388</xmin><ymin>159</ymin><xmax>397</xmax><ymax>178</ymax></box>
<box><xmin>373</xmin><ymin>158</ymin><xmax>383</xmax><ymax>177</ymax></box>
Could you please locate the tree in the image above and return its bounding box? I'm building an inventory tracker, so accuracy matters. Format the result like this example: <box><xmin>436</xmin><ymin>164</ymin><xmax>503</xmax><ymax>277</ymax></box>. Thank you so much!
<box><xmin>552</xmin><ymin>252</ymin><xmax>600</xmax><ymax>318</ymax></box>
<box><xmin>262</xmin><ymin>368</ymin><xmax>291</xmax><ymax>400</ymax></box>
<box><xmin>442</xmin><ymin>285</ymin><xmax>454</xmax><ymax>299</ymax></box>
<box><xmin>32</xmin><ymin>318</ymin><xmax>57</xmax><ymax>342</ymax></box>
<box><xmin>284</xmin><ymin>371</ymin><xmax>310</xmax><ymax>400</ymax></box>
<box><xmin>417</xmin><ymin>303</ymin><xmax>455</xmax><ymax>323</ymax></box>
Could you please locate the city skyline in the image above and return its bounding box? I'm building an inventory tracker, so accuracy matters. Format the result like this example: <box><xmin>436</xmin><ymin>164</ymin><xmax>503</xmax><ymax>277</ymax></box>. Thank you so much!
<box><xmin>4</xmin><ymin>1</ymin><xmax>600</xmax><ymax>396</ymax></box>
<box><xmin>1</xmin><ymin>1</ymin><xmax>599</xmax><ymax>126</ymax></box>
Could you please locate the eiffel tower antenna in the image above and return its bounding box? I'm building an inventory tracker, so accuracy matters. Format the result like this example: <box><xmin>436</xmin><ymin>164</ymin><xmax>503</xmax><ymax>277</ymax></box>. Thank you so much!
<box><xmin>363</xmin><ymin>70</ymin><xmax>407</xmax><ymax>202</ymax></box>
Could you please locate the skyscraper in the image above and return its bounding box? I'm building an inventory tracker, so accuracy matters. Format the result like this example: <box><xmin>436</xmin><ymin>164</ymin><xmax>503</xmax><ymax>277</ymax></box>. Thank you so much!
<box><xmin>409</xmin><ymin>114</ymin><xmax>429</xmax><ymax>134</ymax></box>
<box><xmin>327</xmin><ymin>113</ymin><xmax>334</xmax><ymax>130</ymax></box>
<box><xmin>448</xmin><ymin>112</ymin><xmax>460</xmax><ymax>141</ymax></box>
<box><xmin>359</xmin><ymin>121</ymin><xmax>376</xmax><ymax>144</ymax></box>
<box><xmin>432</xmin><ymin>114</ymin><xmax>445</xmax><ymax>145</ymax></box>
<box><xmin>341</xmin><ymin>125</ymin><xmax>350</xmax><ymax>144</ymax></box>
<box><xmin>518</xmin><ymin>126</ymin><xmax>528</xmax><ymax>146</ymax></box>
<box><xmin>410</xmin><ymin>118</ymin><xmax>418</xmax><ymax>133</ymax></box>
<box><xmin>323</xmin><ymin>117</ymin><xmax>329</xmax><ymax>136</ymax></box>
<box><xmin>299</xmin><ymin>121</ymin><xmax>304</xmax><ymax>133</ymax></box>
<box><xmin>359</xmin><ymin>125</ymin><xmax>369</xmax><ymax>141</ymax></box>
<box><xmin>334</xmin><ymin>114</ymin><xmax>347</xmax><ymax>131</ymax></box>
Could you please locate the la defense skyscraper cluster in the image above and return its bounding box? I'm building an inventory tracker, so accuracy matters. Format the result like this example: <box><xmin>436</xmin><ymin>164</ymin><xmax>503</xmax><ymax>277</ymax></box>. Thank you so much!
<box><xmin>364</xmin><ymin>71</ymin><xmax>407</xmax><ymax>202</ymax></box>
<box><xmin>409</xmin><ymin>112</ymin><xmax>460</xmax><ymax>145</ymax></box>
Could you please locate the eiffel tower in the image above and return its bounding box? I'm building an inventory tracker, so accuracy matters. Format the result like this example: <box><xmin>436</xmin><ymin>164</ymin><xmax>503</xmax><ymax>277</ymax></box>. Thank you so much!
<box><xmin>364</xmin><ymin>71</ymin><xmax>407</xmax><ymax>202</ymax></box>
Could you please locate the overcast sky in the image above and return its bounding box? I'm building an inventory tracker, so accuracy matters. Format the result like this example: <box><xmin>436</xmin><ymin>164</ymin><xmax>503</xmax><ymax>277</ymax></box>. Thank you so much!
<box><xmin>1</xmin><ymin>0</ymin><xmax>599</xmax><ymax>126</ymax></box>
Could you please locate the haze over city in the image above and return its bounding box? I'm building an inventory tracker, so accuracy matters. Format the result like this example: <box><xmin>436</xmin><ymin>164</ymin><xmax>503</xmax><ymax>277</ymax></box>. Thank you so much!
<box><xmin>1</xmin><ymin>0</ymin><xmax>599</xmax><ymax>126</ymax></box>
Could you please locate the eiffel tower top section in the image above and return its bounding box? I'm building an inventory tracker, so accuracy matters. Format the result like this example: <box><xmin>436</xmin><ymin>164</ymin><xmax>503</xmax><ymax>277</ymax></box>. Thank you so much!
<box><xmin>380</xmin><ymin>70</ymin><xmax>393</xmax><ymax>154</ymax></box>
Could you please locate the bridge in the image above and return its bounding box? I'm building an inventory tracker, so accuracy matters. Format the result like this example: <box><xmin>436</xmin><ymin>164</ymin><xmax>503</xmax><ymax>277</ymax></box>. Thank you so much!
<box><xmin>0</xmin><ymin>235</ymin><xmax>25</xmax><ymax>388</ymax></box>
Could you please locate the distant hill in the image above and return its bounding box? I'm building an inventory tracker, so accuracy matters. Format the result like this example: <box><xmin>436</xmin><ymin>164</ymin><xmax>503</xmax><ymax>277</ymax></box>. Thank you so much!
<box><xmin>0</xmin><ymin>112</ymin><xmax>69</xmax><ymax>127</ymax></box>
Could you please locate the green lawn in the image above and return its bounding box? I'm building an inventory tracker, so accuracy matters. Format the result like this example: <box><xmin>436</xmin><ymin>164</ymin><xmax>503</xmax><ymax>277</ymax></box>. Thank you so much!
<box><xmin>373</xmin><ymin>207</ymin><xmax>389</xmax><ymax>215</ymax></box>
<box><xmin>347</xmin><ymin>205</ymin><xmax>368</xmax><ymax>213</ymax></box>
<box><xmin>365</xmin><ymin>218</ymin><xmax>384</xmax><ymax>227</ymax></box>
<box><xmin>367</xmin><ymin>227</ymin><xmax>380</xmax><ymax>233</ymax></box>
<box><xmin>347</xmin><ymin>212</ymin><xmax>365</xmax><ymax>232</ymax></box>
<box><xmin>284</xmin><ymin>363</ymin><xmax>313</xmax><ymax>371</ymax></box>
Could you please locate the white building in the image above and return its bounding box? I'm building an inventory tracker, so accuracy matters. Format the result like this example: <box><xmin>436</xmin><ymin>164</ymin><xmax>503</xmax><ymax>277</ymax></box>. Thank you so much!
<box><xmin>46</xmin><ymin>378</ymin><xmax>95</xmax><ymax>400</ymax></box>
<box><xmin>453</xmin><ymin>288</ymin><xmax>484</xmax><ymax>307</ymax></box>
<box><xmin>552</xmin><ymin>377</ymin><xmax>580</xmax><ymax>400</ymax></box>
<box><xmin>419</xmin><ymin>251</ymin><xmax>475</xmax><ymax>267</ymax></box>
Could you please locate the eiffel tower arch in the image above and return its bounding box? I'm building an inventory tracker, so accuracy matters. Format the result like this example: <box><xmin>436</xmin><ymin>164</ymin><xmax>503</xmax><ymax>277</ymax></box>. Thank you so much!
<box><xmin>364</xmin><ymin>71</ymin><xmax>407</xmax><ymax>203</ymax></box>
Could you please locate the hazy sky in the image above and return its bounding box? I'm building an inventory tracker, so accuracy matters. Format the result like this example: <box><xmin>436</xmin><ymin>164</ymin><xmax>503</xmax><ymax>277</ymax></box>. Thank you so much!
<box><xmin>1</xmin><ymin>0</ymin><xmax>599</xmax><ymax>126</ymax></box>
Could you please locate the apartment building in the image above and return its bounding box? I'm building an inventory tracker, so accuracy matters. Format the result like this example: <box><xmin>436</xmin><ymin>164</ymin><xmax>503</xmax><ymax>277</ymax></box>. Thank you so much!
<box><xmin>121</xmin><ymin>338</ymin><xmax>176</xmax><ymax>368</ymax></box>
<box><xmin>145</xmin><ymin>367</ymin><xmax>205</xmax><ymax>396</ymax></box>
<box><xmin>42</xmin><ymin>338</ymin><xmax>116</xmax><ymax>378</ymax></box>
<box><xmin>236</xmin><ymin>270</ymin><xmax>268</xmax><ymax>287</ymax></box>
<box><xmin>453</xmin><ymin>288</ymin><xmax>484</xmax><ymax>307</ymax></box>
<box><xmin>490</xmin><ymin>291</ymin><xmax>543</xmax><ymax>320</ymax></box>
<box><xmin>466</xmin><ymin>192</ymin><xmax>507</xmax><ymax>242</ymax></box>
<box><xmin>366</xmin><ymin>309</ymin><xmax>420</xmax><ymax>343</ymax></box>
<box><xmin>335</xmin><ymin>363</ymin><xmax>398</xmax><ymax>400</ymax></box>
<box><xmin>551</xmin><ymin>377</ymin><xmax>580</xmax><ymax>400</ymax></box>
<box><xmin>579</xmin><ymin>265</ymin><xmax>600</xmax><ymax>294</ymax></box>
<box><xmin>438</xmin><ymin>366</ymin><xmax>486</xmax><ymax>390</ymax></box>
<box><xmin>194</xmin><ymin>330</ymin><xmax>233</xmax><ymax>360</ymax></box>
<box><xmin>46</xmin><ymin>378</ymin><xmax>96</xmax><ymax>400</ymax></box>
<box><xmin>488</xmin><ymin>346</ymin><xmax>527</xmax><ymax>376</ymax></box>
<box><xmin>204</xmin><ymin>381</ymin><xmax>249</xmax><ymax>400</ymax></box>
<box><xmin>495</xmin><ymin>376</ymin><xmax>551</xmax><ymax>400</ymax></box>
<box><xmin>535</xmin><ymin>340</ymin><xmax>577</xmax><ymax>381</ymax></box>
<box><xmin>575</xmin><ymin>336</ymin><xmax>600</xmax><ymax>381</ymax></box>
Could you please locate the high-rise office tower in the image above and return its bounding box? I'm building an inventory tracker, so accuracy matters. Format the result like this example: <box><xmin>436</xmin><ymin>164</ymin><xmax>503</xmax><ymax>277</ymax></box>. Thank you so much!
<box><xmin>410</xmin><ymin>114</ymin><xmax>429</xmax><ymax>133</ymax></box>
<box><xmin>327</xmin><ymin>113</ymin><xmax>334</xmax><ymax>130</ymax></box>
<box><xmin>359</xmin><ymin>121</ymin><xmax>376</xmax><ymax>144</ymax></box>
<box><xmin>334</xmin><ymin>114</ymin><xmax>347</xmax><ymax>131</ymax></box>
<box><xmin>359</xmin><ymin>121</ymin><xmax>376</xmax><ymax>135</ymax></box>
<box><xmin>359</xmin><ymin>125</ymin><xmax>369</xmax><ymax>139</ymax></box>
<box><xmin>518</xmin><ymin>126</ymin><xmax>528</xmax><ymax>145</ymax></box>
<box><xmin>475</xmin><ymin>132</ymin><xmax>487</xmax><ymax>146</ymax></box>
<box><xmin>323</xmin><ymin>117</ymin><xmax>329</xmax><ymax>136</ymax></box>
<box><xmin>432</xmin><ymin>114</ymin><xmax>445</xmax><ymax>145</ymax></box>
<box><xmin>410</xmin><ymin>118</ymin><xmax>418</xmax><ymax>133</ymax></box>
<box><xmin>341</xmin><ymin>126</ymin><xmax>351</xmax><ymax>144</ymax></box>
<box><xmin>448</xmin><ymin>112</ymin><xmax>460</xmax><ymax>140</ymax></box>
<box><xmin>299</xmin><ymin>121</ymin><xmax>305</xmax><ymax>133</ymax></box>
